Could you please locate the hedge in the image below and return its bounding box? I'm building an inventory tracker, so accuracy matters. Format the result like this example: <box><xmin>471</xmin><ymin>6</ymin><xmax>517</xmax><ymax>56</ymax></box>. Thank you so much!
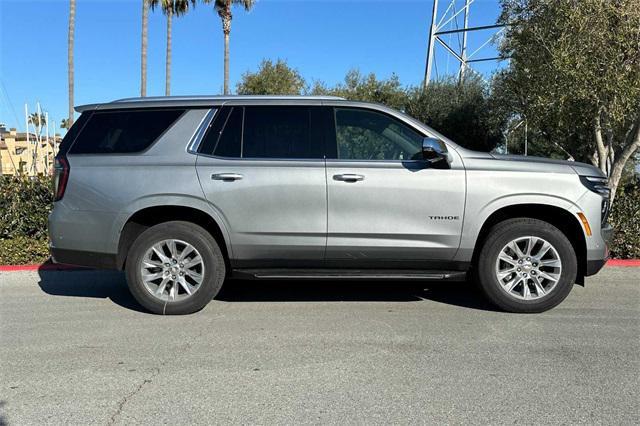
<box><xmin>0</xmin><ymin>176</ymin><xmax>52</xmax><ymax>240</ymax></box>
<box><xmin>0</xmin><ymin>176</ymin><xmax>638</xmax><ymax>264</ymax></box>
<box><xmin>608</xmin><ymin>185</ymin><xmax>640</xmax><ymax>259</ymax></box>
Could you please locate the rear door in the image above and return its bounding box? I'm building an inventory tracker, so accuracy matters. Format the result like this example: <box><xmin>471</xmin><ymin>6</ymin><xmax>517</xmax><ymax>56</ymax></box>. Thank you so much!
<box><xmin>196</xmin><ymin>105</ymin><xmax>327</xmax><ymax>268</ymax></box>
<box><xmin>324</xmin><ymin>106</ymin><xmax>466</xmax><ymax>268</ymax></box>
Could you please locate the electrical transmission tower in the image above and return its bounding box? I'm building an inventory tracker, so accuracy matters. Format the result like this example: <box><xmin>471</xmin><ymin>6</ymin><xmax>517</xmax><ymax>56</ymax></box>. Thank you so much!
<box><xmin>424</xmin><ymin>0</ymin><xmax>506</xmax><ymax>88</ymax></box>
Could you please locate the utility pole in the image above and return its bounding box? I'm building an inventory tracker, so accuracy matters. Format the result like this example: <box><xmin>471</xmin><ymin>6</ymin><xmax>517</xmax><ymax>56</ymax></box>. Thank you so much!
<box><xmin>424</xmin><ymin>0</ymin><xmax>507</xmax><ymax>89</ymax></box>
<box><xmin>459</xmin><ymin>0</ymin><xmax>470</xmax><ymax>83</ymax></box>
<box><xmin>424</xmin><ymin>0</ymin><xmax>439</xmax><ymax>86</ymax></box>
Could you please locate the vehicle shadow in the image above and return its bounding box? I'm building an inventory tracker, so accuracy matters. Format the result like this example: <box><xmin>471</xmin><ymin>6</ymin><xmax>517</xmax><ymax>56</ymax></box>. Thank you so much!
<box><xmin>0</xmin><ymin>401</ymin><xmax>8</xmax><ymax>426</ymax></box>
<box><xmin>219</xmin><ymin>279</ymin><xmax>498</xmax><ymax>311</ymax></box>
<box><xmin>37</xmin><ymin>267</ymin><xmax>147</xmax><ymax>313</ymax></box>
<box><xmin>37</xmin><ymin>267</ymin><xmax>498</xmax><ymax>312</ymax></box>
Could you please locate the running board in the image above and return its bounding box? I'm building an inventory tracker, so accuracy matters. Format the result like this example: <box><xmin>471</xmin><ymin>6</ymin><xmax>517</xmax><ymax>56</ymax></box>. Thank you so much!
<box><xmin>232</xmin><ymin>269</ymin><xmax>467</xmax><ymax>281</ymax></box>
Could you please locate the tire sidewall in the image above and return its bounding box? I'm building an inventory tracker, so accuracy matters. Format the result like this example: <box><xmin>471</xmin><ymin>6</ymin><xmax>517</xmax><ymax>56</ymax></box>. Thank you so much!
<box><xmin>125</xmin><ymin>221</ymin><xmax>225</xmax><ymax>315</ymax></box>
<box><xmin>478</xmin><ymin>219</ymin><xmax>577</xmax><ymax>313</ymax></box>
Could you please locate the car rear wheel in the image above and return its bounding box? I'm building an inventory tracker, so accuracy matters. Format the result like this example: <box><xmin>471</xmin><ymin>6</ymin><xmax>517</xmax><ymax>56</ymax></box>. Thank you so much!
<box><xmin>125</xmin><ymin>221</ymin><xmax>226</xmax><ymax>315</ymax></box>
<box><xmin>477</xmin><ymin>218</ymin><xmax>577</xmax><ymax>313</ymax></box>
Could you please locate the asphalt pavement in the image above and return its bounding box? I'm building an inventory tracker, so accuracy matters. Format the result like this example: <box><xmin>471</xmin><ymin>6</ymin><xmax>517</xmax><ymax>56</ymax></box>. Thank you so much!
<box><xmin>1</xmin><ymin>267</ymin><xmax>638</xmax><ymax>425</ymax></box>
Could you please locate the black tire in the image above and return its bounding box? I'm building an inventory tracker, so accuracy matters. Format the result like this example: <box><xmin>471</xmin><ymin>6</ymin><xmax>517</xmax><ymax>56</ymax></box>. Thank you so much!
<box><xmin>476</xmin><ymin>218</ymin><xmax>577</xmax><ymax>313</ymax></box>
<box><xmin>125</xmin><ymin>221</ymin><xmax>226</xmax><ymax>315</ymax></box>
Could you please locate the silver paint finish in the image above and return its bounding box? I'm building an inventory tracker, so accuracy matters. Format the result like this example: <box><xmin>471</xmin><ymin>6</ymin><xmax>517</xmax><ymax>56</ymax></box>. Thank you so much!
<box><xmin>325</xmin><ymin>159</ymin><xmax>465</xmax><ymax>262</ymax></box>
<box><xmin>196</xmin><ymin>157</ymin><xmax>327</xmax><ymax>262</ymax></box>
<box><xmin>49</xmin><ymin>97</ymin><xmax>610</xmax><ymax>274</ymax></box>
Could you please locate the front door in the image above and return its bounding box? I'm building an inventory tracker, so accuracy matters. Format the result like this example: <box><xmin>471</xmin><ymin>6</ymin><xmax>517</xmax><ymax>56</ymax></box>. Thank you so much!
<box><xmin>325</xmin><ymin>106</ymin><xmax>466</xmax><ymax>268</ymax></box>
<box><xmin>196</xmin><ymin>105</ymin><xmax>327</xmax><ymax>268</ymax></box>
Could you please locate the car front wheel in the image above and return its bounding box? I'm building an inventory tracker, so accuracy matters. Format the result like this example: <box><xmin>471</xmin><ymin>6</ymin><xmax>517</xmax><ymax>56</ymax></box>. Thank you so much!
<box><xmin>477</xmin><ymin>218</ymin><xmax>578</xmax><ymax>313</ymax></box>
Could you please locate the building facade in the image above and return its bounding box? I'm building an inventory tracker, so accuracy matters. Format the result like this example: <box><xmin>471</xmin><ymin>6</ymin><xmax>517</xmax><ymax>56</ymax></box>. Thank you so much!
<box><xmin>0</xmin><ymin>124</ymin><xmax>61</xmax><ymax>176</ymax></box>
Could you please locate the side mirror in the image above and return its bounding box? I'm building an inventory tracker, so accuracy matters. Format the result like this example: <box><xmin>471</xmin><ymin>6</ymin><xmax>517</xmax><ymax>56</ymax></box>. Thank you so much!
<box><xmin>422</xmin><ymin>137</ymin><xmax>448</xmax><ymax>163</ymax></box>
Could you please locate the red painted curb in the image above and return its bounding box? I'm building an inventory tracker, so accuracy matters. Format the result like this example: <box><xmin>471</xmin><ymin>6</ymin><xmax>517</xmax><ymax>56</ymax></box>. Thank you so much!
<box><xmin>0</xmin><ymin>263</ymin><xmax>88</xmax><ymax>272</ymax></box>
<box><xmin>1</xmin><ymin>259</ymin><xmax>639</xmax><ymax>272</ymax></box>
<box><xmin>605</xmin><ymin>259</ymin><xmax>640</xmax><ymax>267</ymax></box>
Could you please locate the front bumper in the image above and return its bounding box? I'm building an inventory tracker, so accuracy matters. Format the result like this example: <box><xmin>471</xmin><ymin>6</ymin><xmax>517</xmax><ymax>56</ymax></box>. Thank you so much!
<box><xmin>585</xmin><ymin>223</ymin><xmax>613</xmax><ymax>276</ymax></box>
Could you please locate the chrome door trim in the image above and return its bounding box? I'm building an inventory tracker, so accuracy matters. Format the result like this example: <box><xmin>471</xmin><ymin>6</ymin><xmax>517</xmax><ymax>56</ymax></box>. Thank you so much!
<box><xmin>186</xmin><ymin>108</ymin><xmax>217</xmax><ymax>155</ymax></box>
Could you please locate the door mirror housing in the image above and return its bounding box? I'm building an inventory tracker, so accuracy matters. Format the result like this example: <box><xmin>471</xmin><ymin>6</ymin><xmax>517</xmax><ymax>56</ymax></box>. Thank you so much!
<box><xmin>422</xmin><ymin>137</ymin><xmax>448</xmax><ymax>163</ymax></box>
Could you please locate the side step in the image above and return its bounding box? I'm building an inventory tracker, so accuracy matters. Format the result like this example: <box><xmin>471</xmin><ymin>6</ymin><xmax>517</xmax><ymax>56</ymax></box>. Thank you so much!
<box><xmin>232</xmin><ymin>269</ymin><xmax>468</xmax><ymax>281</ymax></box>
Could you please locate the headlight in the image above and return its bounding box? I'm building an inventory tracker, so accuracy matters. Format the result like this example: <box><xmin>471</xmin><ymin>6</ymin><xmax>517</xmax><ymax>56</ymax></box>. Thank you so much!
<box><xmin>579</xmin><ymin>176</ymin><xmax>610</xmax><ymax>224</ymax></box>
<box><xmin>579</xmin><ymin>176</ymin><xmax>610</xmax><ymax>197</ymax></box>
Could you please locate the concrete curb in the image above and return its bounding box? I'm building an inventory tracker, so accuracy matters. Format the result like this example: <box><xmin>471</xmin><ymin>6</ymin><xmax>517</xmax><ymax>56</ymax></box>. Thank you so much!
<box><xmin>1</xmin><ymin>259</ymin><xmax>639</xmax><ymax>272</ymax></box>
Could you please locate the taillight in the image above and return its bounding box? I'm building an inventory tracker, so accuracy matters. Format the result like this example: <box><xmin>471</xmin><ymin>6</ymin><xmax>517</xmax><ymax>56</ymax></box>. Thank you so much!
<box><xmin>53</xmin><ymin>156</ymin><xmax>70</xmax><ymax>201</ymax></box>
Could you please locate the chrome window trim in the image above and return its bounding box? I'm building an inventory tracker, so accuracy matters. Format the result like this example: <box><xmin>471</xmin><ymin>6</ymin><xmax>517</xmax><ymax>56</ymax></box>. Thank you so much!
<box><xmin>196</xmin><ymin>151</ymin><xmax>326</xmax><ymax>163</ymax></box>
<box><xmin>186</xmin><ymin>108</ymin><xmax>217</xmax><ymax>155</ymax></box>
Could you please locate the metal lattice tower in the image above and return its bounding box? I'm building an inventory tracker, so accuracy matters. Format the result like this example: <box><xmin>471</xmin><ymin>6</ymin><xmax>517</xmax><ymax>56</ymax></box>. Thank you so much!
<box><xmin>424</xmin><ymin>0</ymin><xmax>506</xmax><ymax>88</ymax></box>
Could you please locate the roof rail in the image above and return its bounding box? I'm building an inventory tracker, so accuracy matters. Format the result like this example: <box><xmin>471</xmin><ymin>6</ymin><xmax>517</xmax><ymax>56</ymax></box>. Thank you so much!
<box><xmin>111</xmin><ymin>95</ymin><xmax>346</xmax><ymax>103</ymax></box>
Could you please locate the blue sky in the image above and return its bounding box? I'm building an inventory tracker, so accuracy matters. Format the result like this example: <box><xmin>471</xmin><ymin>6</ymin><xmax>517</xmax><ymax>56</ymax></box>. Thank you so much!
<box><xmin>0</xmin><ymin>0</ymin><xmax>503</xmax><ymax>132</ymax></box>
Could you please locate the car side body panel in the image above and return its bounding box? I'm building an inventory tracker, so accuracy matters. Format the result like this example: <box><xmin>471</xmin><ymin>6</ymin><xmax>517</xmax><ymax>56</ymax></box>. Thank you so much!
<box><xmin>49</xmin><ymin>96</ymin><xmax>611</xmax><ymax>279</ymax></box>
<box><xmin>49</xmin><ymin>109</ymin><xmax>214</xmax><ymax>256</ymax></box>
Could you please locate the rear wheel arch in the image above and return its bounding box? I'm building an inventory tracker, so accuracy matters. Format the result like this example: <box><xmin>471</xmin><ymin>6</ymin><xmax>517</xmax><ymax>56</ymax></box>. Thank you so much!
<box><xmin>471</xmin><ymin>204</ymin><xmax>587</xmax><ymax>283</ymax></box>
<box><xmin>117</xmin><ymin>205</ymin><xmax>231</xmax><ymax>270</ymax></box>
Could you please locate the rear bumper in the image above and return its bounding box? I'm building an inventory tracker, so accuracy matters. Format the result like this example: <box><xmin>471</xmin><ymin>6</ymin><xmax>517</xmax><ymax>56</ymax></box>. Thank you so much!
<box><xmin>50</xmin><ymin>247</ymin><xmax>118</xmax><ymax>270</ymax></box>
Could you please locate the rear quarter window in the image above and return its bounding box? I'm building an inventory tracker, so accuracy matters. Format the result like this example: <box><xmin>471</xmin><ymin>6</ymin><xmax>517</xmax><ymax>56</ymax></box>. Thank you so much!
<box><xmin>69</xmin><ymin>109</ymin><xmax>185</xmax><ymax>154</ymax></box>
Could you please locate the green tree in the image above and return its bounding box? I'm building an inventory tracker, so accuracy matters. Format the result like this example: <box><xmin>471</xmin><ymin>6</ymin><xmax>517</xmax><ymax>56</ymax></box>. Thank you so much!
<box><xmin>202</xmin><ymin>0</ymin><xmax>255</xmax><ymax>95</ymax></box>
<box><xmin>313</xmin><ymin>71</ymin><xmax>502</xmax><ymax>152</ymax></box>
<box><xmin>28</xmin><ymin>113</ymin><xmax>47</xmax><ymax>132</ymax></box>
<box><xmin>236</xmin><ymin>59</ymin><xmax>307</xmax><ymax>95</ymax></box>
<box><xmin>67</xmin><ymin>0</ymin><xmax>76</xmax><ymax>126</ymax></box>
<box><xmin>406</xmin><ymin>76</ymin><xmax>503</xmax><ymax>152</ymax></box>
<box><xmin>150</xmin><ymin>0</ymin><xmax>197</xmax><ymax>96</ymax></box>
<box><xmin>312</xmin><ymin>69</ymin><xmax>408</xmax><ymax>110</ymax></box>
<box><xmin>496</xmin><ymin>0</ymin><xmax>640</xmax><ymax>203</ymax></box>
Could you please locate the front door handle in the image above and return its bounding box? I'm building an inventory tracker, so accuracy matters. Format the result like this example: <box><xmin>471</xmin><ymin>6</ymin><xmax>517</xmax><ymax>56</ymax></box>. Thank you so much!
<box><xmin>333</xmin><ymin>173</ymin><xmax>365</xmax><ymax>182</ymax></box>
<box><xmin>211</xmin><ymin>173</ymin><xmax>243</xmax><ymax>181</ymax></box>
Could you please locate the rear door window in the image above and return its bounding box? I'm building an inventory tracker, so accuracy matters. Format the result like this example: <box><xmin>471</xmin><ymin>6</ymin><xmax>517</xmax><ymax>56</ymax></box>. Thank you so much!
<box><xmin>69</xmin><ymin>109</ymin><xmax>185</xmax><ymax>154</ymax></box>
<box><xmin>242</xmin><ymin>106</ymin><xmax>318</xmax><ymax>159</ymax></box>
<box><xmin>198</xmin><ymin>106</ymin><xmax>325</xmax><ymax>159</ymax></box>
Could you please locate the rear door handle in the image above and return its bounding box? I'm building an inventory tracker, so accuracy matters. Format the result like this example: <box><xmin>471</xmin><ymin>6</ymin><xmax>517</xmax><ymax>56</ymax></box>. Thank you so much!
<box><xmin>211</xmin><ymin>173</ymin><xmax>243</xmax><ymax>181</ymax></box>
<box><xmin>333</xmin><ymin>173</ymin><xmax>364</xmax><ymax>182</ymax></box>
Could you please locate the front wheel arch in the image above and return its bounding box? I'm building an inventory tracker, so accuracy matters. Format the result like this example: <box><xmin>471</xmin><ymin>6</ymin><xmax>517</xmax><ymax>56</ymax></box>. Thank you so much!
<box><xmin>470</xmin><ymin>204</ymin><xmax>587</xmax><ymax>283</ymax></box>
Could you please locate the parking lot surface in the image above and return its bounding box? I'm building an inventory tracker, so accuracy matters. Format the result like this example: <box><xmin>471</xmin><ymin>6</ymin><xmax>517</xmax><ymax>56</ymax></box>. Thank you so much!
<box><xmin>1</xmin><ymin>267</ymin><xmax>638</xmax><ymax>424</ymax></box>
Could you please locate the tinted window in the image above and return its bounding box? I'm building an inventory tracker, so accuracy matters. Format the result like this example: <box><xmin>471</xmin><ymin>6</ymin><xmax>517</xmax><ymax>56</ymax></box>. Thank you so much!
<box><xmin>57</xmin><ymin>112</ymin><xmax>91</xmax><ymax>156</ymax></box>
<box><xmin>243</xmin><ymin>106</ymin><xmax>319</xmax><ymax>159</ymax></box>
<box><xmin>334</xmin><ymin>108</ymin><xmax>423</xmax><ymax>160</ymax></box>
<box><xmin>69</xmin><ymin>109</ymin><xmax>184</xmax><ymax>154</ymax></box>
<box><xmin>214</xmin><ymin>107</ymin><xmax>242</xmax><ymax>157</ymax></box>
<box><xmin>199</xmin><ymin>107</ymin><xmax>231</xmax><ymax>155</ymax></box>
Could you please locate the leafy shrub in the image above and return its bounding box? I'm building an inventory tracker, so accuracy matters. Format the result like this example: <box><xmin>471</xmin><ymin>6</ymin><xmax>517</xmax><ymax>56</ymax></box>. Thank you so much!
<box><xmin>609</xmin><ymin>185</ymin><xmax>640</xmax><ymax>259</ymax></box>
<box><xmin>0</xmin><ymin>236</ymin><xmax>49</xmax><ymax>265</ymax></box>
<box><xmin>0</xmin><ymin>176</ymin><xmax>53</xmax><ymax>240</ymax></box>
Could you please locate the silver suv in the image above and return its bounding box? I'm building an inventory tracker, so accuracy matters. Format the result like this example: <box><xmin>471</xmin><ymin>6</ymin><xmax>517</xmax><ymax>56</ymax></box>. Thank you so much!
<box><xmin>49</xmin><ymin>96</ymin><xmax>612</xmax><ymax>314</ymax></box>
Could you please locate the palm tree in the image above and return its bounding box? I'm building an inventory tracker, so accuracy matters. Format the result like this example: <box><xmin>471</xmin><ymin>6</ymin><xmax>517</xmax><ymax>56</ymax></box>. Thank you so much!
<box><xmin>203</xmin><ymin>0</ymin><xmax>255</xmax><ymax>95</ymax></box>
<box><xmin>141</xmin><ymin>0</ymin><xmax>149</xmax><ymax>97</ymax></box>
<box><xmin>150</xmin><ymin>0</ymin><xmax>196</xmax><ymax>96</ymax></box>
<box><xmin>67</xmin><ymin>0</ymin><xmax>76</xmax><ymax>126</ymax></box>
<box><xmin>28</xmin><ymin>113</ymin><xmax>47</xmax><ymax>131</ymax></box>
